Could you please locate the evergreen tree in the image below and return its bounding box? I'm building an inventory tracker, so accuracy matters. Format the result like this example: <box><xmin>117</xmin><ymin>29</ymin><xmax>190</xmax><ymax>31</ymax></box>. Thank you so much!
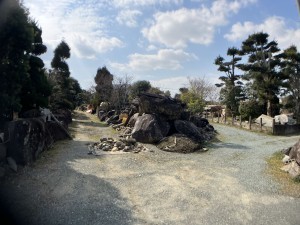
<box><xmin>49</xmin><ymin>41</ymin><xmax>73</xmax><ymax>110</ymax></box>
<box><xmin>239</xmin><ymin>32</ymin><xmax>286</xmax><ymax>117</ymax></box>
<box><xmin>279</xmin><ymin>45</ymin><xmax>300</xmax><ymax>122</ymax></box>
<box><xmin>20</xmin><ymin>21</ymin><xmax>51</xmax><ymax>111</ymax></box>
<box><xmin>0</xmin><ymin>0</ymin><xmax>33</xmax><ymax>120</ymax></box>
<box><xmin>214</xmin><ymin>47</ymin><xmax>244</xmax><ymax>115</ymax></box>
<box><xmin>94</xmin><ymin>66</ymin><xmax>113</xmax><ymax>103</ymax></box>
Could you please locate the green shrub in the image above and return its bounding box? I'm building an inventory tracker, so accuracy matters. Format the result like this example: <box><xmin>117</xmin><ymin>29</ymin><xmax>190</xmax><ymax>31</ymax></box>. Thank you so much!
<box><xmin>239</xmin><ymin>100</ymin><xmax>264</xmax><ymax>120</ymax></box>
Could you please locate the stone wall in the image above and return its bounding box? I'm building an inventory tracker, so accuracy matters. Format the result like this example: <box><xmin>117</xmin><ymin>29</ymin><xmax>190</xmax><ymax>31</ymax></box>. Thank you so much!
<box><xmin>0</xmin><ymin>117</ymin><xmax>71</xmax><ymax>167</ymax></box>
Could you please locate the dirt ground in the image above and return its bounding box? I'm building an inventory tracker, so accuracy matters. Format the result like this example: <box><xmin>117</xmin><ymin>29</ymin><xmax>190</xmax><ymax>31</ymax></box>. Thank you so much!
<box><xmin>0</xmin><ymin>111</ymin><xmax>300</xmax><ymax>225</ymax></box>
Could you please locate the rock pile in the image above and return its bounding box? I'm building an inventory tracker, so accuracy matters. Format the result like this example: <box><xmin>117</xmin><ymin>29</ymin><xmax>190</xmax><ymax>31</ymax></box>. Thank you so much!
<box><xmin>281</xmin><ymin>139</ymin><xmax>300</xmax><ymax>180</ymax></box>
<box><xmin>106</xmin><ymin>93</ymin><xmax>215</xmax><ymax>153</ymax></box>
<box><xmin>88</xmin><ymin>137</ymin><xmax>152</xmax><ymax>155</ymax></box>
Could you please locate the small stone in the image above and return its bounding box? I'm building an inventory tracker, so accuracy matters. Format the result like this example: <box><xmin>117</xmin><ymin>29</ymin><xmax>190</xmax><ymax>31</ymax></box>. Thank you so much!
<box><xmin>125</xmin><ymin>137</ymin><xmax>137</xmax><ymax>144</ymax></box>
<box><xmin>123</xmin><ymin>146</ymin><xmax>131</xmax><ymax>152</ymax></box>
<box><xmin>100</xmin><ymin>137</ymin><xmax>107</xmax><ymax>142</ymax></box>
<box><xmin>102</xmin><ymin>146</ymin><xmax>110</xmax><ymax>151</ymax></box>
<box><xmin>111</xmin><ymin>147</ymin><xmax>119</xmax><ymax>152</ymax></box>
<box><xmin>115</xmin><ymin>141</ymin><xmax>123</xmax><ymax>147</ymax></box>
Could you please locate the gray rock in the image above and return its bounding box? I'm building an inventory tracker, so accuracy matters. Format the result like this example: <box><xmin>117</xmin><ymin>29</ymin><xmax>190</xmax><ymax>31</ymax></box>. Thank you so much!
<box><xmin>189</xmin><ymin>116</ymin><xmax>209</xmax><ymax>128</ymax></box>
<box><xmin>288</xmin><ymin>139</ymin><xmax>300</xmax><ymax>165</ymax></box>
<box><xmin>174</xmin><ymin>120</ymin><xmax>205</xmax><ymax>143</ymax></box>
<box><xmin>138</xmin><ymin>93</ymin><xmax>183</xmax><ymax>120</ymax></box>
<box><xmin>157</xmin><ymin>134</ymin><xmax>202</xmax><ymax>153</ymax></box>
<box><xmin>132</xmin><ymin>114</ymin><xmax>170</xmax><ymax>144</ymax></box>
<box><xmin>281</xmin><ymin>161</ymin><xmax>300</xmax><ymax>179</ymax></box>
<box><xmin>127</xmin><ymin>113</ymin><xmax>140</xmax><ymax>127</ymax></box>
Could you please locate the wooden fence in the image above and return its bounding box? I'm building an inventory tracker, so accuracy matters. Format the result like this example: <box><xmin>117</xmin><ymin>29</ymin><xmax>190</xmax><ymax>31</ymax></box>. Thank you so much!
<box><xmin>206</xmin><ymin>113</ymin><xmax>300</xmax><ymax>135</ymax></box>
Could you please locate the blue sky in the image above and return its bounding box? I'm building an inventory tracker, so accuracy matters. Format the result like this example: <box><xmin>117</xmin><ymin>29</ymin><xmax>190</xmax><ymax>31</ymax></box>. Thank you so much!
<box><xmin>23</xmin><ymin>0</ymin><xmax>300</xmax><ymax>95</ymax></box>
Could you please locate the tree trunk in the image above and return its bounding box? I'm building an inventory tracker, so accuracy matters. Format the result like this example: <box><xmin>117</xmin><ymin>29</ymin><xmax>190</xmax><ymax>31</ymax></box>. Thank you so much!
<box><xmin>267</xmin><ymin>100</ymin><xmax>272</xmax><ymax>117</ymax></box>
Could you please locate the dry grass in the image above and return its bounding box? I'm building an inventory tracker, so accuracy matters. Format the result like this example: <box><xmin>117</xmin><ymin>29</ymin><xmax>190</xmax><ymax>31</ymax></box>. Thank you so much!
<box><xmin>266</xmin><ymin>151</ymin><xmax>300</xmax><ymax>198</ymax></box>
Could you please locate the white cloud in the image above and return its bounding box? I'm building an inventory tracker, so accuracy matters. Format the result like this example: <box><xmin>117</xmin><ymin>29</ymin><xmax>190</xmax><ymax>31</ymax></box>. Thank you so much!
<box><xmin>24</xmin><ymin>0</ymin><xmax>123</xmax><ymax>59</ymax></box>
<box><xmin>110</xmin><ymin>49</ymin><xmax>196</xmax><ymax>72</ymax></box>
<box><xmin>142</xmin><ymin>0</ymin><xmax>257</xmax><ymax>48</ymax></box>
<box><xmin>116</xmin><ymin>9</ymin><xmax>142</xmax><ymax>27</ymax></box>
<box><xmin>149</xmin><ymin>76</ymin><xmax>189</xmax><ymax>96</ymax></box>
<box><xmin>111</xmin><ymin>0</ymin><xmax>183</xmax><ymax>8</ymax></box>
<box><xmin>224</xmin><ymin>16</ymin><xmax>300</xmax><ymax>49</ymax></box>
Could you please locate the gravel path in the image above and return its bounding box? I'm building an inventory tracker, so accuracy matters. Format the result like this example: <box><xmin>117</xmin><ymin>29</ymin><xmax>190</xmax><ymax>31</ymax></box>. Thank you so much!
<box><xmin>1</xmin><ymin>112</ymin><xmax>300</xmax><ymax>225</ymax></box>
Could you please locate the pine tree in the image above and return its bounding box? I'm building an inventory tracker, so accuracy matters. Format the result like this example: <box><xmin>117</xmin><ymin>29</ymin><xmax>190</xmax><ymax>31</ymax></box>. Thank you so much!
<box><xmin>20</xmin><ymin>21</ymin><xmax>51</xmax><ymax>111</ymax></box>
<box><xmin>214</xmin><ymin>47</ymin><xmax>244</xmax><ymax>115</ymax></box>
<box><xmin>239</xmin><ymin>32</ymin><xmax>286</xmax><ymax>117</ymax></box>
<box><xmin>94</xmin><ymin>67</ymin><xmax>114</xmax><ymax>103</ymax></box>
<box><xmin>49</xmin><ymin>41</ymin><xmax>73</xmax><ymax>110</ymax></box>
<box><xmin>0</xmin><ymin>0</ymin><xmax>33</xmax><ymax>120</ymax></box>
<box><xmin>279</xmin><ymin>45</ymin><xmax>300</xmax><ymax>122</ymax></box>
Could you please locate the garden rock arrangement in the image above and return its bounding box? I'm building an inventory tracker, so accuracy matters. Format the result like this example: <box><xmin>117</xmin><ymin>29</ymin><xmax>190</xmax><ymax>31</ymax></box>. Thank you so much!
<box><xmin>281</xmin><ymin>139</ymin><xmax>300</xmax><ymax>180</ymax></box>
<box><xmin>107</xmin><ymin>93</ymin><xmax>215</xmax><ymax>153</ymax></box>
<box><xmin>87</xmin><ymin>137</ymin><xmax>152</xmax><ymax>155</ymax></box>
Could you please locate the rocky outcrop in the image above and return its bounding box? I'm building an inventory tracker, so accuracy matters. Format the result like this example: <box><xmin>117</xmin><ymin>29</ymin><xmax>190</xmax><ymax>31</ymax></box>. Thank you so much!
<box><xmin>131</xmin><ymin>114</ymin><xmax>170</xmax><ymax>143</ymax></box>
<box><xmin>138</xmin><ymin>93</ymin><xmax>183</xmax><ymax>120</ymax></box>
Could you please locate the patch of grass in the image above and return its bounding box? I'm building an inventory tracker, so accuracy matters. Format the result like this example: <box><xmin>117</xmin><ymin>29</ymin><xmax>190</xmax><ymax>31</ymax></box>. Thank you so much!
<box><xmin>266</xmin><ymin>151</ymin><xmax>300</xmax><ymax>198</ymax></box>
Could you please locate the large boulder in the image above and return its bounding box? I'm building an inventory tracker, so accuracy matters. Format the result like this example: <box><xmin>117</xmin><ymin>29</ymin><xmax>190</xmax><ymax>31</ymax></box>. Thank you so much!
<box><xmin>174</xmin><ymin>120</ymin><xmax>205</xmax><ymax>143</ymax></box>
<box><xmin>157</xmin><ymin>134</ymin><xmax>202</xmax><ymax>153</ymax></box>
<box><xmin>288</xmin><ymin>139</ymin><xmax>300</xmax><ymax>165</ymax></box>
<box><xmin>138</xmin><ymin>93</ymin><xmax>183</xmax><ymax>120</ymax></box>
<box><xmin>127</xmin><ymin>113</ymin><xmax>139</xmax><ymax>127</ymax></box>
<box><xmin>4</xmin><ymin>118</ymin><xmax>71</xmax><ymax>165</ymax></box>
<box><xmin>5</xmin><ymin>118</ymin><xmax>48</xmax><ymax>165</ymax></box>
<box><xmin>189</xmin><ymin>115</ymin><xmax>209</xmax><ymax>128</ymax></box>
<box><xmin>132</xmin><ymin>114</ymin><xmax>170</xmax><ymax>143</ymax></box>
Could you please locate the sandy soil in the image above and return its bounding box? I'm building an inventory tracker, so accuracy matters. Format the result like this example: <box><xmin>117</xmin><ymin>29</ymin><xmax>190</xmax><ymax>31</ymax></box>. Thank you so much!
<box><xmin>0</xmin><ymin>111</ymin><xmax>300</xmax><ymax>225</ymax></box>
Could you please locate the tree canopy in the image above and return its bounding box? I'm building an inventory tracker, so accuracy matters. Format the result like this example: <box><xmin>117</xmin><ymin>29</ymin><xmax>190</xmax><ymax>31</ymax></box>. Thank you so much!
<box><xmin>0</xmin><ymin>0</ymin><xmax>51</xmax><ymax>120</ymax></box>
<box><xmin>239</xmin><ymin>32</ymin><xmax>287</xmax><ymax>117</ymax></box>
<box><xmin>214</xmin><ymin>47</ymin><xmax>244</xmax><ymax>115</ymax></box>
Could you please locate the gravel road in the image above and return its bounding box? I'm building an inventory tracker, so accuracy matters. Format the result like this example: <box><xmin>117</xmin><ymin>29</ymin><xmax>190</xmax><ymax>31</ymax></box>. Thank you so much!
<box><xmin>1</xmin><ymin>112</ymin><xmax>300</xmax><ymax>225</ymax></box>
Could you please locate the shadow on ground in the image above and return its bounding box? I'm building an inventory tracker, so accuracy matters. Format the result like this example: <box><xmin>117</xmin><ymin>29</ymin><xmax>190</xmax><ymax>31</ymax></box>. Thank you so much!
<box><xmin>0</xmin><ymin>139</ymin><xmax>142</xmax><ymax>225</ymax></box>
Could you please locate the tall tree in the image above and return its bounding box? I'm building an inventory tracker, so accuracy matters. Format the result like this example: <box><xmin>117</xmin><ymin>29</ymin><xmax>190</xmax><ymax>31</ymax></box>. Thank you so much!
<box><xmin>214</xmin><ymin>47</ymin><xmax>244</xmax><ymax>115</ymax></box>
<box><xmin>240</xmin><ymin>32</ymin><xmax>286</xmax><ymax>117</ymax></box>
<box><xmin>94</xmin><ymin>66</ymin><xmax>114</xmax><ymax>104</ymax></box>
<box><xmin>0</xmin><ymin>0</ymin><xmax>33</xmax><ymax>120</ymax></box>
<box><xmin>279</xmin><ymin>45</ymin><xmax>300</xmax><ymax>122</ymax></box>
<box><xmin>20</xmin><ymin>21</ymin><xmax>51</xmax><ymax>111</ymax></box>
<box><xmin>49</xmin><ymin>41</ymin><xmax>73</xmax><ymax>110</ymax></box>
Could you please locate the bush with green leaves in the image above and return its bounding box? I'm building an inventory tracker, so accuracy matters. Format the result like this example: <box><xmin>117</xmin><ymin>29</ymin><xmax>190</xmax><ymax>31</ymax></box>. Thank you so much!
<box><xmin>239</xmin><ymin>100</ymin><xmax>264</xmax><ymax>120</ymax></box>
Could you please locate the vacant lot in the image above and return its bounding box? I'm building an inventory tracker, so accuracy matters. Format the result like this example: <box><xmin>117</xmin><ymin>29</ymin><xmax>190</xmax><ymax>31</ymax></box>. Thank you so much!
<box><xmin>1</xmin><ymin>111</ymin><xmax>300</xmax><ymax>225</ymax></box>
